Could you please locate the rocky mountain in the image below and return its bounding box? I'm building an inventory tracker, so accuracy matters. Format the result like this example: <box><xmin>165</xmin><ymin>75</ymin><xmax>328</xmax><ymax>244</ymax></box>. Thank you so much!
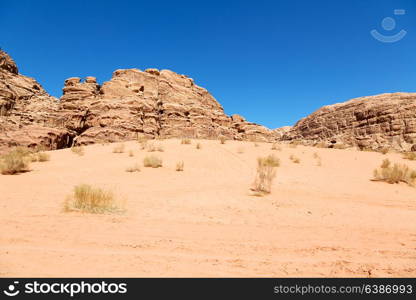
<box><xmin>2</xmin><ymin>49</ymin><xmax>416</xmax><ymax>153</ymax></box>
<box><xmin>283</xmin><ymin>93</ymin><xmax>416</xmax><ymax>151</ymax></box>
<box><xmin>59</xmin><ymin>68</ymin><xmax>274</xmax><ymax>145</ymax></box>
<box><xmin>0</xmin><ymin>50</ymin><xmax>275</xmax><ymax>153</ymax></box>
<box><xmin>0</xmin><ymin>50</ymin><xmax>72</xmax><ymax>154</ymax></box>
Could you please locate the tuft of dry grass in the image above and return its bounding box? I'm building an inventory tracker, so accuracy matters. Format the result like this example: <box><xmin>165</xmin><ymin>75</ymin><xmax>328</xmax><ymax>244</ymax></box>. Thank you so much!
<box><xmin>196</xmin><ymin>143</ymin><xmax>202</xmax><ymax>150</ymax></box>
<box><xmin>128</xmin><ymin>150</ymin><xmax>134</xmax><ymax>157</ymax></box>
<box><xmin>145</xmin><ymin>142</ymin><xmax>164</xmax><ymax>152</ymax></box>
<box><xmin>71</xmin><ymin>146</ymin><xmax>85</xmax><ymax>156</ymax></box>
<box><xmin>403</xmin><ymin>152</ymin><xmax>416</xmax><ymax>161</ymax></box>
<box><xmin>143</xmin><ymin>155</ymin><xmax>163</xmax><ymax>168</ymax></box>
<box><xmin>237</xmin><ymin>147</ymin><xmax>244</xmax><ymax>154</ymax></box>
<box><xmin>289</xmin><ymin>154</ymin><xmax>300</xmax><ymax>164</ymax></box>
<box><xmin>175</xmin><ymin>161</ymin><xmax>184</xmax><ymax>171</ymax></box>
<box><xmin>379</xmin><ymin>148</ymin><xmax>389</xmax><ymax>155</ymax></box>
<box><xmin>313</xmin><ymin>152</ymin><xmax>322</xmax><ymax>166</ymax></box>
<box><xmin>113</xmin><ymin>144</ymin><xmax>125</xmax><ymax>154</ymax></box>
<box><xmin>315</xmin><ymin>141</ymin><xmax>327</xmax><ymax>148</ymax></box>
<box><xmin>138</xmin><ymin>136</ymin><xmax>148</xmax><ymax>150</ymax></box>
<box><xmin>125</xmin><ymin>163</ymin><xmax>141</xmax><ymax>172</ymax></box>
<box><xmin>380</xmin><ymin>158</ymin><xmax>391</xmax><ymax>169</ymax></box>
<box><xmin>36</xmin><ymin>152</ymin><xmax>50</xmax><ymax>162</ymax></box>
<box><xmin>64</xmin><ymin>184</ymin><xmax>122</xmax><ymax>214</ymax></box>
<box><xmin>0</xmin><ymin>147</ymin><xmax>31</xmax><ymax>175</ymax></box>
<box><xmin>181</xmin><ymin>138</ymin><xmax>191</xmax><ymax>145</ymax></box>
<box><xmin>271</xmin><ymin>143</ymin><xmax>281</xmax><ymax>151</ymax></box>
<box><xmin>251</xmin><ymin>154</ymin><xmax>279</xmax><ymax>195</ymax></box>
<box><xmin>373</xmin><ymin>159</ymin><xmax>416</xmax><ymax>186</ymax></box>
<box><xmin>219</xmin><ymin>136</ymin><xmax>227</xmax><ymax>144</ymax></box>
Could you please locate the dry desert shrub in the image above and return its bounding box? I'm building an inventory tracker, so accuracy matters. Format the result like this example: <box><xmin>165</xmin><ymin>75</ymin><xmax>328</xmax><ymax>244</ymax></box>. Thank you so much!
<box><xmin>237</xmin><ymin>146</ymin><xmax>244</xmax><ymax>154</ymax></box>
<box><xmin>71</xmin><ymin>146</ymin><xmax>85</xmax><ymax>156</ymax></box>
<box><xmin>143</xmin><ymin>155</ymin><xmax>163</xmax><ymax>168</ymax></box>
<box><xmin>145</xmin><ymin>142</ymin><xmax>164</xmax><ymax>152</ymax></box>
<box><xmin>379</xmin><ymin>148</ymin><xmax>389</xmax><ymax>155</ymax></box>
<box><xmin>126</xmin><ymin>163</ymin><xmax>141</xmax><ymax>172</ymax></box>
<box><xmin>403</xmin><ymin>152</ymin><xmax>416</xmax><ymax>161</ymax></box>
<box><xmin>289</xmin><ymin>154</ymin><xmax>300</xmax><ymax>164</ymax></box>
<box><xmin>138</xmin><ymin>136</ymin><xmax>148</xmax><ymax>150</ymax></box>
<box><xmin>36</xmin><ymin>152</ymin><xmax>50</xmax><ymax>162</ymax></box>
<box><xmin>373</xmin><ymin>159</ymin><xmax>416</xmax><ymax>186</ymax></box>
<box><xmin>181</xmin><ymin>138</ymin><xmax>191</xmax><ymax>145</ymax></box>
<box><xmin>314</xmin><ymin>141</ymin><xmax>327</xmax><ymax>148</ymax></box>
<box><xmin>128</xmin><ymin>150</ymin><xmax>135</xmax><ymax>157</ymax></box>
<box><xmin>196</xmin><ymin>143</ymin><xmax>202</xmax><ymax>149</ymax></box>
<box><xmin>175</xmin><ymin>161</ymin><xmax>184</xmax><ymax>171</ymax></box>
<box><xmin>0</xmin><ymin>147</ymin><xmax>31</xmax><ymax>175</ymax></box>
<box><xmin>251</xmin><ymin>154</ymin><xmax>280</xmax><ymax>195</ymax></box>
<box><xmin>64</xmin><ymin>184</ymin><xmax>122</xmax><ymax>214</ymax></box>
<box><xmin>219</xmin><ymin>136</ymin><xmax>227</xmax><ymax>144</ymax></box>
<box><xmin>113</xmin><ymin>144</ymin><xmax>125</xmax><ymax>153</ymax></box>
<box><xmin>271</xmin><ymin>143</ymin><xmax>281</xmax><ymax>151</ymax></box>
<box><xmin>380</xmin><ymin>158</ymin><xmax>391</xmax><ymax>169</ymax></box>
<box><xmin>313</xmin><ymin>152</ymin><xmax>322</xmax><ymax>166</ymax></box>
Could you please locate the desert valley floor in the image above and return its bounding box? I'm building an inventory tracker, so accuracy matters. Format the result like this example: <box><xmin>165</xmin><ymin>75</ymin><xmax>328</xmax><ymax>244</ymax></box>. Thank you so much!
<box><xmin>0</xmin><ymin>139</ymin><xmax>415</xmax><ymax>277</ymax></box>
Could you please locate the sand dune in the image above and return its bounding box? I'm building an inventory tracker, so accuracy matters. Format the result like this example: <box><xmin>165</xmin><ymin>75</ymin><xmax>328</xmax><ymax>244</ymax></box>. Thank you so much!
<box><xmin>1</xmin><ymin>139</ymin><xmax>415</xmax><ymax>277</ymax></box>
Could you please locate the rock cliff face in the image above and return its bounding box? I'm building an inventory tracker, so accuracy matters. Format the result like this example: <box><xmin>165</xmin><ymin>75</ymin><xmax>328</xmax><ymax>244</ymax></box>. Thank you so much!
<box><xmin>284</xmin><ymin>93</ymin><xmax>416</xmax><ymax>151</ymax></box>
<box><xmin>0</xmin><ymin>50</ymin><xmax>275</xmax><ymax>153</ymax></box>
<box><xmin>0</xmin><ymin>50</ymin><xmax>72</xmax><ymax>153</ymax></box>
<box><xmin>59</xmin><ymin>68</ymin><xmax>276</xmax><ymax>145</ymax></box>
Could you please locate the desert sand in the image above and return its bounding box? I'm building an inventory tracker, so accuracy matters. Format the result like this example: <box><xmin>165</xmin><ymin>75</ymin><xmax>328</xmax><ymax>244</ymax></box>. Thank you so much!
<box><xmin>0</xmin><ymin>139</ymin><xmax>415</xmax><ymax>277</ymax></box>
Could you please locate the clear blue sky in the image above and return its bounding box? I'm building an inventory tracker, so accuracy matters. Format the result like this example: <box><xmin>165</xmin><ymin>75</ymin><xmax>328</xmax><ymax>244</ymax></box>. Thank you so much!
<box><xmin>1</xmin><ymin>0</ymin><xmax>415</xmax><ymax>128</ymax></box>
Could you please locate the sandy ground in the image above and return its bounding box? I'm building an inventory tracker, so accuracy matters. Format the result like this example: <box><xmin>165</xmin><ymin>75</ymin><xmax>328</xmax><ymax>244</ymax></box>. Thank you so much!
<box><xmin>0</xmin><ymin>139</ymin><xmax>415</xmax><ymax>277</ymax></box>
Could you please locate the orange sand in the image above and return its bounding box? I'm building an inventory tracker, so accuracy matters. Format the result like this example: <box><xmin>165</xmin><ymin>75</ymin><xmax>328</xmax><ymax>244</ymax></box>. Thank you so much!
<box><xmin>1</xmin><ymin>139</ymin><xmax>415</xmax><ymax>277</ymax></box>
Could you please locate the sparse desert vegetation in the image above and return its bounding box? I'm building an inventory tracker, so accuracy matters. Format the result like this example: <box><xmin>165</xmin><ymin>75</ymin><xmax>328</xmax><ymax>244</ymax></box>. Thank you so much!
<box><xmin>175</xmin><ymin>161</ymin><xmax>184</xmax><ymax>171</ymax></box>
<box><xmin>181</xmin><ymin>138</ymin><xmax>191</xmax><ymax>145</ymax></box>
<box><xmin>64</xmin><ymin>184</ymin><xmax>122</xmax><ymax>214</ymax></box>
<box><xmin>125</xmin><ymin>163</ymin><xmax>141</xmax><ymax>173</ymax></box>
<box><xmin>138</xmin><ymin>136</ymin><xmax>148</xmax><ymax>150</ymax></box>
<box><xmin>0</xmin><ymin>147</ymin><xmax>31</xmax><ymax>175</ymax></box>
<box><xmin>289</xmin><ymin>154</ymin><xmax>300</xmax><ymax>164</ymax></box>
<box><xmin>71</xmin><ymin>146</ymin><xmax>85</xmax><ymax>156</ymax></box>
<box><xmin>313</xmin><ymin>152</ymin><xmax>322</xmax><ymax>166</ymax></box>
<box><xmin>143</xmin><ymin>155</ymin><xmax>163</xmax><ymax>168</ymax></box>
<box><xmin>403</xmin><ymin>152</ymin><xmax>416</xmax><ymax>161</ymax></box>
<box><xmin>2</xmin><ymin>139</ymin><xmax>416</xmax><ymax>277</ymax></box>
<box><xmin>379</xmin><ymin>148</ymin><xmax>389</xmax><ymax>155</ymax></box>
<box><xmin>373</xmin><ymin>159</ymin><xmax>416</xmax><ymax>186</ymax></box>
<box><xmin>251</xmin><ymin>154</ymin><xmax>279</xmax><ymax>196</ymax></box>
<box><xmin>219</xmin><ymin>136</ymin><xmax>227</xmax><ymax>144</ymax></box>
<box><xmin>196</xmin><ymin>143</ymin><xmax>202</xmax><ymax>150</ymax></box>
<box><xmin>128</xmin><ymin>150</ymin><xmax>134</xmax><ymax>157</ymax></box>
<box><xmin>145</xmin><ymin>142</ymin><xmax>164</xmax><ymax>152</ymax></box>
<box><xmin>113</xmin><ymin>144</ymin><xmax>125</xmax><ymax>153</ymax></box>
<box><xmin>237</xmin><ymin>147</ymin><xmax>244</xmax><ymax>154</ymax></box>
<box><xmin>271</xmin><ymin>143</ymin><xmax>281</xmax><ymax>151</ymax></box>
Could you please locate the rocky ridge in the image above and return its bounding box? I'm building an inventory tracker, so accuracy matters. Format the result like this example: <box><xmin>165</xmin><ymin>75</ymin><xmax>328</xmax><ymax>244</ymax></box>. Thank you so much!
<box><xmin>0</xmin><ymin>50</ymin><xmax>275</xmax><ymax>153</ymax></box>
<box><xmin>283</xmin><ymin>93</ymin><xmax>416</xmax><ymax>151</ymax></box>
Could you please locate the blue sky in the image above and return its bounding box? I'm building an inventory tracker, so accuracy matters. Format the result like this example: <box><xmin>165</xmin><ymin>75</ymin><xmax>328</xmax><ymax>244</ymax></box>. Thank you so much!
<box><xmin>1</xmin><ymin>0</ymin><xmax>415</xmax><ymax>128</ymax></box>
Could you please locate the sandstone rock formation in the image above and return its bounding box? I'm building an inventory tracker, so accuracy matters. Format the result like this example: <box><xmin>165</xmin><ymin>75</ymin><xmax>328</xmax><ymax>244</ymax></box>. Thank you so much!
<box><xmin>0</xmin><ymin>50</ymin><xmax>276</xmax><ymax>153</ymax></box>
<box><xmin>283</xmin><ymin>93</ymin><xmax>416</xmax><ymax>151</ymax></box>
<box><xmin>58</xmin><ymin>67</ymin><xmax>277</xmax><ymax>145</ymax></box>
<box><xmin>0</xmin><ymin>50</ymin><xmax>73</xmax><ymax>154</ymax></box>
